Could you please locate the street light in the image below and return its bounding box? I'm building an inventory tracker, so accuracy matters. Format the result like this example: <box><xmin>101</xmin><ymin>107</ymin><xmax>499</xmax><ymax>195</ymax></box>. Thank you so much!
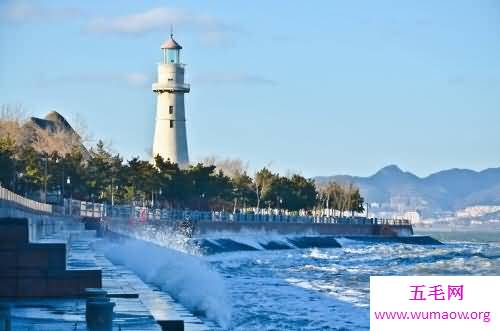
<box><xmin>66</xmin><ymin>176</ymin><xmax>72</xmax><ymax>216</ymax></box>
<box><xmin>233</xmin><ymin>188</ymin><xmax>239</xmax><ymax>213</ymax></box>
<box><xmin>157</xmin><ymin>188</ymin><xmax>162</xmax><ymax>209</ymax></box>
<box><xmin>43</xmin><ymin>155</ymin><xmax>48</xmax><ymax>203</ymax></box>
<box><xmin>199</xmin><ymin>192</ymin><xmax>206</xmax><ymax>210</ymax></box>
<box><xmin>59</xmin><ymin>158</ymin><xmax>65</xmax><ymax>203</ymax></box>
<box><xmin>111</xmin><ymin>178</ymin><xmax>115</xmax><ymax>207</ymax></box>
<box><xmin>17</xmin><ymin>172</ymin><xmax>24</xmax><ymax>196</ymax></box>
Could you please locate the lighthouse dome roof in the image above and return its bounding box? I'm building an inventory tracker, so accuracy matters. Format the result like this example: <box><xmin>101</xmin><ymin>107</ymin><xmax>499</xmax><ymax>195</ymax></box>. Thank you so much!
<box><xmin>161</xmin><ymin>34</ymin><xmax>182</xmax><ymax>49</ymax></box>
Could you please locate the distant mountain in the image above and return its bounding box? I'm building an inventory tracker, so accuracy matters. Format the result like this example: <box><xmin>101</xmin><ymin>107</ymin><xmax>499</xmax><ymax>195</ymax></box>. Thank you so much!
<box><xmin>315</xmin><ymin>165</ymin><xmax>500</xmax><ymax>212</ymax></box>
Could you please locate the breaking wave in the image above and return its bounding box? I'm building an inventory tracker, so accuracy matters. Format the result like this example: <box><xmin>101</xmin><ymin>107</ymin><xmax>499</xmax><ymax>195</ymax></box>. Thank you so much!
<box><xmin>103</xmin><ymin>239</ymin><xmax>232</xmax><ymax>328</ymax></box>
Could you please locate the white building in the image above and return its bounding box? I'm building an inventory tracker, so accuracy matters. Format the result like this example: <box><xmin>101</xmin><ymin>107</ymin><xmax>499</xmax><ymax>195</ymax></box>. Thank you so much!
<box><xmin>152</xmin><ymin>33</ymin><xmax>190</xmax><ymax>167</ymax></box>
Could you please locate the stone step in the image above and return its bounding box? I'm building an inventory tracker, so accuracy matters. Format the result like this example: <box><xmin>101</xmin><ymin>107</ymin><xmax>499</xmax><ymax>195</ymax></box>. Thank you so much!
<box><xmin>0</xmin><ymin>217</ymin><xmax>102</xmax><ymax>298</ymax></box>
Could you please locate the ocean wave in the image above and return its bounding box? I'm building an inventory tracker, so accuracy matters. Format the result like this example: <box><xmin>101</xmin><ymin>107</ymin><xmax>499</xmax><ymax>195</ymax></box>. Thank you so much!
<box><xmin>102</xmin><ymin>239</ymin><xmax>232</xmax><ymax>328</ymax></box>
<box><xmin>100</xmin><ymin>230</ymin><xmax>499</xmax><ymax>330</ymax></box>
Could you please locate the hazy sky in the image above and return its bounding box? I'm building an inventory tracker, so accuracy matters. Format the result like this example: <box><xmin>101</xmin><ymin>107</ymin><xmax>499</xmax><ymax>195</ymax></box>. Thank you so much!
<box><xmin>1</xmin><ymin>0</ymin><xmax>499</xmax><ymax>177</ymax></box>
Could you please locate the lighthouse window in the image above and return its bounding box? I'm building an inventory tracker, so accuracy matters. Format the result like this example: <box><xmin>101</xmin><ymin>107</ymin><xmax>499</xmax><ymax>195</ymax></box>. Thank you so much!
<box><xmin>170</xmin><ymin>120</ymin><xmax>174</xmax><ymax>128</ymax></box>
<box><xmin>169</xmin><ymin>106</ymin><xmax>174</xmax><ymax>114</ymax></box>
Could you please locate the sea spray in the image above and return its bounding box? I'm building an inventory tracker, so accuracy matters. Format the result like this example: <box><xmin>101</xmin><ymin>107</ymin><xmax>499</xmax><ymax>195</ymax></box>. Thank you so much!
<box><xmin>103</xmin><ymin>239</ymin><xmax>232</xmax><ymax>328</ymax></box>
<box><xmin>111</xmin><ymin>222</ymin><xmax>202</xmax><ymax>255</ymax></box>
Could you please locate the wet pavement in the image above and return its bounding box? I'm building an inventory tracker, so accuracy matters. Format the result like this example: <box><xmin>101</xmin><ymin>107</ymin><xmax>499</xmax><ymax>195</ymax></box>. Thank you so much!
<box><xmin>3</xmin><ymin>229</ymin><xmax>209</xmax><ymax>330</ymax></box>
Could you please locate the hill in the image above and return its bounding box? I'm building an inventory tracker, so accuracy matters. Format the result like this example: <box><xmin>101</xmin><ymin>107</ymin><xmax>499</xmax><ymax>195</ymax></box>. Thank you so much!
<box><xmin>315</xmin><ymin>165</ymin><xmax>500</xmax><ymax>212</ymax></box>
<box><xmin>0</xmin><ymin>109</ymin><xmax>89</xmax><ymax>159</ymax></box>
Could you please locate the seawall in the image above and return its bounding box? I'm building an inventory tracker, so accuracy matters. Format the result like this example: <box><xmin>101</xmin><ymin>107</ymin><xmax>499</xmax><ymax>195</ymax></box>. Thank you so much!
<box><xmin>102</xmin><ymin>217</ymin><xmax>442</xmax><ymax>255</ymax></box>
<box><xmin>192</xmin><ymin>221</ymin><xmax>414</xmax><ymax>237</ymax></box>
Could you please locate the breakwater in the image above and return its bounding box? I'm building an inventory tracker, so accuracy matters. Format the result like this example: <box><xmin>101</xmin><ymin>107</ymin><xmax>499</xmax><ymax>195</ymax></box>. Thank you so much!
<box><xmin>103</xmin><ymin>216</ymin><xmax>441</xmax><ymax>255</ymax></box>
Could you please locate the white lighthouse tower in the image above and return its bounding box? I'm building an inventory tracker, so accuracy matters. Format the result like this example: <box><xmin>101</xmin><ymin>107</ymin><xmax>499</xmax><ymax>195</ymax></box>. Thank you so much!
<box><xmin>152</xmin><ymin>33</ymin><xmax>190</xmax><ymax>166</ymax></box>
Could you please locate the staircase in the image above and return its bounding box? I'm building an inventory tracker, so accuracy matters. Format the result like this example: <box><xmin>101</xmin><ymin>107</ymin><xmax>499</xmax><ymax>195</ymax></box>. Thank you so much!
<box><xmin>0</xmin><ymin>217</ymin><xmax>101</xmax><ymax>297</ymax></box>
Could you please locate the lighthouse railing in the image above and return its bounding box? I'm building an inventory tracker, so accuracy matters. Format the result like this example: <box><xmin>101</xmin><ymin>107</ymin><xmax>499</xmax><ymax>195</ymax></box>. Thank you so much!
<box><xmin>152</xmin><ymin>82</ymin><xmax>190</xmax><ymax>91</ymax></box>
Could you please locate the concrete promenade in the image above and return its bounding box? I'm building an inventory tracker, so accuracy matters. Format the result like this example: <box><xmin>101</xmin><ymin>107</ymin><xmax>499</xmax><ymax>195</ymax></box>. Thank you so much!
<box><xmin>1</xmin><ymin>220</ymin><xmax>212</xmax><ymax>330</ymax></box>
<box><xmin>0</xmin><ymin>185</ymin><xmax>213</xmax><ymax>331</ymax></box>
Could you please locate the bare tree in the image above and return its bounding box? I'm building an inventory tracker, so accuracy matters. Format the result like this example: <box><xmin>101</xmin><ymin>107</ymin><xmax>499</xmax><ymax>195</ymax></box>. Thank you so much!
<box><xmin>201</xmin><ymin>155</ymin><xmax>249</xmax><ymax>179</ymax></box>
<box><xmin>69</xmin><ymin>112</ymin><xmax>92</xmax><ymax>145</ymax></box>
<box><xmin>30</xmin><ymin>127</ymin><xmax>82</xmax><ymax>155</ymax></box>
<box><xmin>0</xmin><ymin>106</ymin><xmax>90</xmax><ymax>157</ymax></box>
<box><xmin>318</xmin><ymin>181</ymin><xmax>363</xmax><ymax>217</ymax></box>
<box><xmin>253</xmin><ymin>167</ymin><xmax>275</xmax><ymax>211</ymax></box>
<box><xmin>0</xmin><ymin>104</ymin><xmax>29</xmax><ymax>143</ymax></box>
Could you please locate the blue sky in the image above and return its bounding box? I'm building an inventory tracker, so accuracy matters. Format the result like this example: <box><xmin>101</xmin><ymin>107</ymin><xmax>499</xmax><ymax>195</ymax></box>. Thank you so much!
<box><xmin>1</xmin><ymin>0</ymin><xmax>499</xmax><ymax>177</ymax></box>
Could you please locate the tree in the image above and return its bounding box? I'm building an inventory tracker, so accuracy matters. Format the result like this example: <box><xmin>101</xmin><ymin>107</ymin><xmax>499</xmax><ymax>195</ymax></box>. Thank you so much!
<box><xmin>254</xmin><ymin>167</ymin><xmax>276</xmax><ymax>210</ymax></box>
<box><xmin>201</xmin><ymin>156</ymin><xmax>249</xmax><ymax>179</ymax></box>
<box><xmin>154</xmin><ymin>155</ymin><xmax>182</xmax><ymax>207</ymax></box>
<box><xmin>16</xmin><ymin>145</ymin><xmax>44</xmax><ymax>198</ymax></box>
<box><xmin>287</xmin><ymin>175</ymin><xmax>317</xmax><ymax>211</ymax></box>
<box><xmin>264</xmin><ymin>174</ymin><xmax>317</xmax><ymax>211</ymax></box>
<box><xmin>0</xmin><ymin>136</ymin><xmax>16</xmax><ymax>189</ymax></box>
<box><xmin>0</xmin><ymin>104</ymin><xmax>27</xmax><ymax>144</ymax></box>
<box><xmin>317</xmin><ymin>181</ymin><xmax>365</xmax><ymax>217</ymax></box>
<box><xmin>348</xmin><ymin>187</ymin><xmax>365</xmax><ymax>215</ymax></box>
<box><xmin>85</xmin><ymin>141</ymin><xmax>114</xmax><ymax>201</ymax></box>
<box><xmin>232</xmin><ymin>171</ymin><xmax>255</xmax><ymax>211</ymax></box>
<box><xmin>124</xmin><ymin>157</ymin><xmax>159</xmax><ymax>205</ymax></box>
<box><xmin>62</xmin><ymin>148</ymin><xmax>86</xmax><ymax>200</ymax></box>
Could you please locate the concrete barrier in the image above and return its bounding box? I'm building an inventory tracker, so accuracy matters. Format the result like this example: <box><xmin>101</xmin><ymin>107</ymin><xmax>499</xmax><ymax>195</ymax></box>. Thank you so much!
<box><xmin>191</xmin><ymin>220</ymin><xmax>413</xmax><ymax>237</ymax></box>
<box><xmin>0</xmin><ymin>303</ymin><xmax>11</xmax><ymax>331</ymax></box>
<box><xmin>86</xmin><ymin>301</ymin><xmax>115</xmax><ymax>331</ymax></box>
<box><xmin>157</xmin><ymin>320</ymin><xmax>184</xmax><ymax>331</ymax></box>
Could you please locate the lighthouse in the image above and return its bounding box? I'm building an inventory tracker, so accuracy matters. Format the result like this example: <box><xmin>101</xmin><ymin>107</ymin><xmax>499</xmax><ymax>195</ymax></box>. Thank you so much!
<box><xmin>152</xmin><ymin>33</ymin><xmax>190</xmax><ymax>167</ymax></box>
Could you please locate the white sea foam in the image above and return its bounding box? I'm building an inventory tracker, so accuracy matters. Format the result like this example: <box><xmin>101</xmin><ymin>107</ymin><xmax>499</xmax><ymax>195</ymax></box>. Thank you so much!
<box><xmin>206</xmin><ymin>249</ymin><xmax>370</xmax><ymax>330</ymax></box>
<box><xmin>102</xmin><ymin>239</ymin><xmax>232</xmax><ymax>328</ymax></box>
<box><xmin>100</xmin><ymin>229</ymin><xmax>499</xmax><ymax>330</ymax></box>
<box><xmin>199</xmin><ymin>229</ymin><xmax>298</xmax><ymax>250</ymax></box>
<box><xmin>119</xmin><ymin>224</ymin><xmax>200</xmax><ymax>254</ymax></box>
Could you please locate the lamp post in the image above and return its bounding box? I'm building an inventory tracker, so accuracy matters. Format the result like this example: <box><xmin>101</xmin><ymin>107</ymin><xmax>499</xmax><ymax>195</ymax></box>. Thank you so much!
<box><xmin>111</xmin><ymin>178</ymin><xmax>114</xmax><ymax>207</ymax></box>
<box><xmin>200</xmin><ymin>192</ymin><xmax>205</xmax><ymax>211</ymax></box>
<box><xmin>43</xmin><ymin>156</ymin><xmax>48</xmax><ymax>203</ymax></box>
<box><xmin>67</xmin><ymin>176</ymin><xmax>72</xmax><ymax>216</ymax></box>
<box><xmin>151</xmin><ymin>189</ymin><xmax>154</xmax><ymax>208</ymax></box>
<box><xmin>61</xmin><ymin>159</ymin><xmax>65</xmax><ymax>203</ymax></box>
<box><xmin>233</xmin><ymin>188</ymin><xmax>239</xmax><ymax>214</ymax></box>
<box><xmin>17</xmin><ymin>172</ymin><xmax>24</xmax><ymax>196</ymax></box>
<box><xmin>55</xmin><ymin>158</ymin><xmax>65</xmax><ymax>205</ymax></box>
<box><xmin>326</xmin><ymin>192</ymin><xmax>330</xmax><ymax>216</ymax></box>
<box><xmin>158</xmin><ymin>188</ymin><xmax>162</xmax><ymax>208</ymax></box>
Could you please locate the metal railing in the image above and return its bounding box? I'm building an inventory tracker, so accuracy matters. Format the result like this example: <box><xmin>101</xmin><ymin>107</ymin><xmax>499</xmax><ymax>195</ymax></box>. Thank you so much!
<box><xmin>0</xmin><ymin>186</ymin><xmax>52</xmax><ymax>214</ymax></box>
<box><xmin>0</xmin><ymin>186</ymin><xmax>410</xmax><ymax>226</ymax></box>
<box><xmin>104</xmin><ymin>205</ymin><xmax>411</xmax><ymax>226</ymax></box>
<box><xmin>0</xmin><ymin>187</ymin><xmax>105</xmax><ymax>218</ymax></box>
<box><xmin>64</xmin><ymin>199</ymin><xmax>105</xmax><ymax>218</ymax></box>
<box><xmin>152</xmin><ymin>82</ymin><xmax>190</xmax><ymax>91</ymax></box>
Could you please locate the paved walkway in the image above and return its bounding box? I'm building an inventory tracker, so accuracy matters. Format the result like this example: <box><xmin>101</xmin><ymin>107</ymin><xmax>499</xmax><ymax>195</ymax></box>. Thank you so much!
<box><xmin>6</xmin><ymin>229</ymin><xmax>211</xmax><ymax>330</ymax></box>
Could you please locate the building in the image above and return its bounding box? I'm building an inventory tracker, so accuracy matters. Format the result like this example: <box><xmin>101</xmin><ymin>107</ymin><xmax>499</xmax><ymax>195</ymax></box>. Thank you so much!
<box><xmin>151</xmin><ymin>33</ymin><xmax>190</xmax><ymax>167</ymax></box>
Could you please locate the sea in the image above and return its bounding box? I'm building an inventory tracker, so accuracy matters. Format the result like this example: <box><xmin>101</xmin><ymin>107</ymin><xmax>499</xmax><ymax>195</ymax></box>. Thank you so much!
<box><xmin>103</xmin><ymin>229</ymin><xmax>500</xmax><ymax>331</ymax></box>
